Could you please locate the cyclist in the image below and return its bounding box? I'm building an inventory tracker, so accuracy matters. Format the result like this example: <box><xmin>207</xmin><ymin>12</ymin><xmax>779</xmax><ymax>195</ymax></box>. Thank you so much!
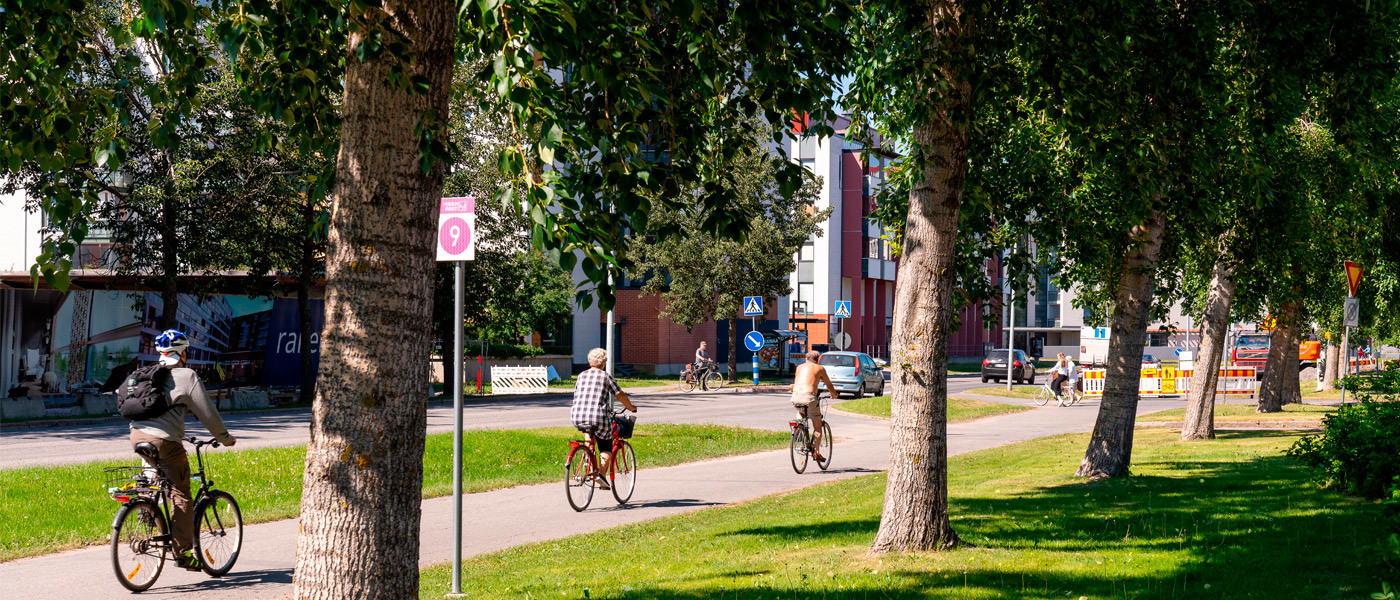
<box><xmin>692</xmin><ymin>341</ymin><xmax>713</xmax><ymax>383</ymax></box>
<box><xmin>791</xmin><ymin>350</ymin><xmax>835</xmax><ymax>462</ymax></box>
<box><xmin>570</xmin><ymin>348</ymin><xmax>637</xmax><ymax>489</ymax></box>
<box><xmin>1048</xmin><ymin>352</ymin><xmax>1079</xmax><ymax>406</ymax></box>
<box><xmin>127</xmin><ymin>329</ymin><xmax>237</xmax><ymax>571</ymax></box>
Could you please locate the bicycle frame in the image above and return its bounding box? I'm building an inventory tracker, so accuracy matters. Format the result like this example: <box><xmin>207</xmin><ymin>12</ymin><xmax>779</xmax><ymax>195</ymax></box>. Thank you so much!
<box><xmin>111</xmin><ymin>439</ymin><xmax>220</xmax><ymax>549</ymax></box>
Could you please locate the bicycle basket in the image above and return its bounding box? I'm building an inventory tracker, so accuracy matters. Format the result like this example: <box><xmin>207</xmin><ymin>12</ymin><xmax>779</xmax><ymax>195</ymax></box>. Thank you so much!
<box><xmin>613</xmin><ymin>415</ymin><xmax>636</xmax><ymax>439</ymax></box>
<box><xmin>104</xmin><ymin>466</ymin><xmax>159</xmax><ymax>498</ymax></box>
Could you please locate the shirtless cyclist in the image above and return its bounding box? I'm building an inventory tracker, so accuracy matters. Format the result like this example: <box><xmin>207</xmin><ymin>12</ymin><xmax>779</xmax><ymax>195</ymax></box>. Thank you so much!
<box><xmin>791</xmin><ymin>350</ymin><xmax>836</xmax><ymax>462</ymax></box>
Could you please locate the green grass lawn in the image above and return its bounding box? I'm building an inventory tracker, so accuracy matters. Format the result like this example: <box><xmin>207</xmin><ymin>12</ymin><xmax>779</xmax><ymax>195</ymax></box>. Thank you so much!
<box><xmin>421</xmin><ymin>430</ymin><xmax>1385</xmax><ymax>599</ymax></box>
<box><xmin>835</xmin><ymin>395</ymin><xmax>1030</xmax><ymax>422</ymax></box>
<box><xmin>0</xmin><ymin>424</ymin><xmax>785</xmax><ymax>562</ymax></box>
<box><xmin>1140</xmin><ymin>403</ymin><xmax>1338</xmax><ymax>423</ymax></box>
<box><xmin>970</xmin><ymin>385</ymin><xmax>1040</xmax><ymax>398</ymax></box>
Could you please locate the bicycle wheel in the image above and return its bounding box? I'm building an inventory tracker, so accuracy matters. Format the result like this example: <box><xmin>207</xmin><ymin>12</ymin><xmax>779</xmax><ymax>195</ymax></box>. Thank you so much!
<box><xmin>789</xmin><ymin>426</ymin><xmax>809</xmax><ymax>474</ymax></box>
<box><xmin>610</xmin><ymin>441</ymin><xmax>637</xmax><ymax>504</ymax></box>
<box><xmin>111</xmin><ymin>499</ymin><xmax>167</xmax><ymax>592</ymax></box>
<box><xmin>564</xmin><ymin>446</ymin><xmax>595</xmax><ymax>511</ymax></box>
<box><xmin>1032</xmin><ymin>385</ymin><xmax>1052</xmax><ymax>406</ymax></box>
<box><xmin>816</xmin><ymin>421</ymin><xmax>833</xmax><ymax>471</ymax></box>
<box><xmin>194</xmin><ymin>490</ymin><xmax>243</xmax><ymax>576</ymax></box>
<box><xmin>680</xmin><ymin>373</ymin><xmax>695</xmax><ymax>392</ymax></box>
<box><xmin>704</xmin><ymin>370</ymin><xmax>724</xmax><ymax>390</ymax></box>
<box><xmin>1067</xmin><ymin>389</ymin><xmax>1083</xmax><ymax>406</ymax></box>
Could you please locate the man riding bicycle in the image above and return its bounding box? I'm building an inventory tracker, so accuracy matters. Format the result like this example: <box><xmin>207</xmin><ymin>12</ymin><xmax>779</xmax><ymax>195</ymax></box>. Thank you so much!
<box><xmin>1048</xmin><ymin>352</ymin><xmax>1080</xmax><ymax>407</ymax></box>
<box><xmin>791</xmin><ymin>350</ymin><xmax>836</xmax><ymax>462</ymax></box>
<box><xmin>127</xmin><ymin>329</ymin><xmax>237</xmax><ymax>571</ymax></box>
<box><xmin>570</xmin><ymin>348</ymin><xmax>637</xmax><ymax>490</ymax></box>
<box><xmin>691</xmin><ymin>341</ymin><xmax>713</xmax><ymax>383</ymax></box>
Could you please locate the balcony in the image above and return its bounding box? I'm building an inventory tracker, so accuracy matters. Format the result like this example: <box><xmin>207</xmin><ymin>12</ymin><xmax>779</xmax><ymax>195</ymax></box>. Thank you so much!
<box><xmin>862</xmin><ymin>258</ymin><xmax>896</xmax><ymax>281</ymax></box>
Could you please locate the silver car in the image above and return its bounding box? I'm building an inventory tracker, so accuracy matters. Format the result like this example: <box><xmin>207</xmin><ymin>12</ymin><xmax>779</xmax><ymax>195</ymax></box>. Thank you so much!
<box><xmin>818</xmin><ymin>351</ymin><xmax>886</xmax><ymax>398</ymax></box>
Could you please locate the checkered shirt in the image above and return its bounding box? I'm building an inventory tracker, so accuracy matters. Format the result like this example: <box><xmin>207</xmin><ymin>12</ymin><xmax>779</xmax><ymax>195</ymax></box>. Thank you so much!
<box><xmin>571</xmin><ymin>368</ymin><xmax>622</xmax><ymax>431</ymax></box>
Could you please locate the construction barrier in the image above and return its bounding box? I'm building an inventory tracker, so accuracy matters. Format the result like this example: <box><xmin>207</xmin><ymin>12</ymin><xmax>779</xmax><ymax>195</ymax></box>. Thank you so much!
<box><xmin>1347</xmin><ymin>357</ymin><xmax>1377</xmax><ymax>370</ymax></box>
<box><xmin>490</xmin><ymin>366</ymin><xmax>550</xmax><ymax>395</ymax></box>
<box><xmin>1081</xmin><ymin>366</ymin><xmax>1257</xmax><ymax>401</ymax></box>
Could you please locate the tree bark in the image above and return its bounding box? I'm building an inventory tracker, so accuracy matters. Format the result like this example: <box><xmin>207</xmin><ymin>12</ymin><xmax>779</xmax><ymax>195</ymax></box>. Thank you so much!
<box><xmin>1278</xmin><ymin>312</ymin><xmax>1303</xmax><ymax>406</ymax></box>
<box><xmin>1181</xmin><ymin>255</ymin><xmax>1236</xmax><ymax>440</ymax></box>
<box><xmin>1320</xmin><ymin>333</ymin><xmax>1340</xmax><ymax>390</ymax></box>
<box><xmin>1076</xmin><ymin>207</ymin><xmax>1167</xmax><ymax>479</ymax></box>
<box><xmin>293</xmin><ymin>2</ymin><xmax>455</xmax><ymax>598</ymax></box>
<box><xmin>728</xmin><ymin>309</ymin><xmax>740</xmax><ymax>382</ymax></box>
<box><xmin>158</xmin><ymin>172</ymin><xmax>180</xmax><ymax>332</ymax></box>
<box><xmin>1258</xmin><ymin>296</ymin><xmax>1301</xmax><ymax>412</ymax></box>
<box><xmin>298</xmin><ymin>196</ymin><xmax>317</xmax><ymax>406</ymax></box>
<box><xmin>868</xmin><ymin>0</ymin><xmax>971</xmax><ymax>555</ymax></box>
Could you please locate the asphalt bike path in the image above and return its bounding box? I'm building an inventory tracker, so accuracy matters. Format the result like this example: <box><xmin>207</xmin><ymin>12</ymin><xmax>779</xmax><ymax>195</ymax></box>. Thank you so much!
<box><xmin>0</xmin><ymin>376</ymin><xmax>994</xmax><ymax>469</ymax></box>
<box><xmin>0</xmin><ymin>388</ymin><xmax>1181</xmax><ymax>599</ymax></box>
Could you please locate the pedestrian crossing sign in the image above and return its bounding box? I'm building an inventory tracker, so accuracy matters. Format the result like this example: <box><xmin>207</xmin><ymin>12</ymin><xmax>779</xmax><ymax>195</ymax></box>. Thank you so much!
<box><xmin>743</xmin><ymin>296</ymin><xmax>764</xmax><ymax>317</ymax></box>
<box><xmin>835</xmin><ymin>301</ymin><xmax>851</xmax><ymax>318</ymax></box>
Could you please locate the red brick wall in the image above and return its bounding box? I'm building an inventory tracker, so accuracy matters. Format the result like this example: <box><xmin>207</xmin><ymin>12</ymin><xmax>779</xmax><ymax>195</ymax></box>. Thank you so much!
<box><xmin>604</xmin><ymin>290</ymin><xmax>718</xmax><ymax>367</ymax></box>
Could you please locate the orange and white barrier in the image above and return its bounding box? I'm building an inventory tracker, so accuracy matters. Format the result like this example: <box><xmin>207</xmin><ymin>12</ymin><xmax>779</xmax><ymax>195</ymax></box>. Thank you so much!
<box><xmin>1346</xmin><ymin>357</ymin><xmax>1377</xmax><ymax>370</ymax></box>
<box><xmin>1081</xmin><ymin>366</ymin><xmax>1257</xmax><ymax>400</ymax></box>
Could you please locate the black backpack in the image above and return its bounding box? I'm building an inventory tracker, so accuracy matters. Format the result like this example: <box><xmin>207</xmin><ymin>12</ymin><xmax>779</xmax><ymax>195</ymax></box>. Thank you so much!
<box><xmin>117</xmin><ymin>364</ymin><xmax>174</xmax><ymax>420</ymax></box>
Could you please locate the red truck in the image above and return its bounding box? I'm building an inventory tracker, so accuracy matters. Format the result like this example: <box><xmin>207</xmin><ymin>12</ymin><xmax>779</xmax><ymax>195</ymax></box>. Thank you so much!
<box><xmin>1231</xmin><ymin>332</ymin><xmax>1322</xmax><ymax>376</ymax></box>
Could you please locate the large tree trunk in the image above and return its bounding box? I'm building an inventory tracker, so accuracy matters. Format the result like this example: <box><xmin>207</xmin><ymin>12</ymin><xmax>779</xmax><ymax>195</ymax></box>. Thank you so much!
<box><xmin>1258</xmin><ymin>296</ymin><xmax>1302</xmax><ymax>412</ymax></box>
<box><xmin>158</xmin><ymin>176</ymin><xmax>180</xmax><ymax>331</ymax></box>
<box><xmin>1320</xmin><ymin>333</ymin><xmax>1341</xmax><ymax>390</ymax></box>
<box><xmin>293</xmin><ymin>2</ymin><xmax>456</xmax><ymax>598</ymax></box>
<box><xmin>1278</xmin><ymin>313</ymin><xmax>1303</xmax><ymax>406</ymax></box>
<box><xmin>1076</xmin><ymin>207</ymin><xmax>1167</xmax><ymax>479</ymax></box>
<box><xmin>298</xmin><ymin>194</ymin><xmax>318</xmax><ymax>406</ymax></box>
<box><xmin>868</xmin><ymin>0</ymin><xmax>971</xmax><ymax>555</ymax></box>
<box><xmin>1181</xmin><ymin>255</ymin><xmax>1236</xmax><ymax>440</ymax></box>
<box><xmin>728</xmin><ymin>309</ymin><xmax>740</xmax><ymax>382</ymax></box>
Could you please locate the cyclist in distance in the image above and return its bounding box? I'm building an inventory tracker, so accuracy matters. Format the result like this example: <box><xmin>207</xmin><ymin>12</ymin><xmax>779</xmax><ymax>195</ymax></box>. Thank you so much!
<box><xmin>570</xmin><ymin>348</ymin><xmax>637</xmax><ymax>489</ymax></box>
<box><xmin>693</xmin><ymin>341</ymin><xmax>712</xmax><ymax>381</ymax></box>
<box><xmin>1048</xmin><ymin>352</ymin><xmax>1079</xmax><ymax>406</ymax></box>
<box><xmin>791</xmin><ymin>350</ymin><xmax>835</xmax><ymax>462</ymax></box>
<box><xmin>128</xmin><ymin>329</ymin><xmax>237</xmax><ymax>571</ymax></box>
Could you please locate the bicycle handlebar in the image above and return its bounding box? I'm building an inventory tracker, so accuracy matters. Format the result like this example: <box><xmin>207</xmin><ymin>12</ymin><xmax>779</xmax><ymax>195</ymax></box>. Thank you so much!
<box><xmin>184</xmin><ymin>436</ymin><xmax>222</xmax><ymax>448</ymax></box>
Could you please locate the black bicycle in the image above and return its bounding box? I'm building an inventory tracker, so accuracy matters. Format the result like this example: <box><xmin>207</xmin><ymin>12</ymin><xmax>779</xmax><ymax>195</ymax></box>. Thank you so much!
<box><xmin>789</xmin><ymin>396</ymin><xmax>832</xmax><ymax>474</ymax></box>
<box><xmin>105</xmin><ymin>436</ymin><xmax>243</xmax><ymax>592</ymax></box>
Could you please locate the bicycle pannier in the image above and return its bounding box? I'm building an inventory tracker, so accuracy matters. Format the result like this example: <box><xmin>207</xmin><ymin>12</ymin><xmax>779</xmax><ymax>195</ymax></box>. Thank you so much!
<box><xmin>117</xmin><ymin>365</ymin><xmax>174</xmax><ymax>420</ymax></box>
<box><xmin>614</xmin><ymin>415</ymin><xmax>636</xmax><ymax>439</ymax></box>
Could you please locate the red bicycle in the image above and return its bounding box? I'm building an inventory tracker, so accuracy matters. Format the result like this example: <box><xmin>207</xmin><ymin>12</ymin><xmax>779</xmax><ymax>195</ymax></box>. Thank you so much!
<box><xmin>564</xmin><ymin>408</ymin><xmax>637</xmax><ymax>511</ymax></box>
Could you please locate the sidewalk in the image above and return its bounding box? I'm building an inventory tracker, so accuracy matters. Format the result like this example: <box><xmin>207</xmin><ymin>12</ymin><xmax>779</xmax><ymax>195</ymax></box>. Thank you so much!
<box><xmin>0</xmin><ymin>397</ymin><xmax>1182</xmax><ymax>600</ymax></box>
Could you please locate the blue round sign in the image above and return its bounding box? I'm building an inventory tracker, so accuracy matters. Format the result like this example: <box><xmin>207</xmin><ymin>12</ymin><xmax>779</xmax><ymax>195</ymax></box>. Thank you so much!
<box><xmin>744</xmin><ymin>331</ymin><xmax>765</xmax><ymax>352</ymax></box>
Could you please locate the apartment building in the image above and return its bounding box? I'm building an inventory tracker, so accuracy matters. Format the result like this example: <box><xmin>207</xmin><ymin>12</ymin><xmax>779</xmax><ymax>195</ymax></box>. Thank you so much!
<box><xmin>564</xmin><ymin>118</ymin><xmax>1005</xmax><ymax>374</ymax></box>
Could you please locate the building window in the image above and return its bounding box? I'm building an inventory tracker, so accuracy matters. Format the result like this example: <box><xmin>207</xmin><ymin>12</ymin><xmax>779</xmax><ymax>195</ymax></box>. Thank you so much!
<box><xmin>799</xmin><ymin>239</ymin><xmax>815</xmax><ymax>262</ymax></box>
<box><xmin>1147</xmin><ymin>332</ymin><xmax>1170</xmax><ymax>347</ymax></box>
<box><xmin>796</xmin><ymin>283</ymin><xmax>814</xmax><ymax>315</ymax></box>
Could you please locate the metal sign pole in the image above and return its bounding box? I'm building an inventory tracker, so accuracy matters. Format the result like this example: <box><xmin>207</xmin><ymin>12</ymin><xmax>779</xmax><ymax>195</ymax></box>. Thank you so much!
<box><xmin>752</xmin><ymin>316</ymin><xmax>759</xmax><ymax>385</ymax></box>
<box><xmin>1340</xmin><ymin>326</ymin><xmax>1349</xmax><ymax>404</ymax></box>
<box><xmin>451</xmin><ymin>260</ymin><xmax>464</xmax><ymax>596</ymax></box>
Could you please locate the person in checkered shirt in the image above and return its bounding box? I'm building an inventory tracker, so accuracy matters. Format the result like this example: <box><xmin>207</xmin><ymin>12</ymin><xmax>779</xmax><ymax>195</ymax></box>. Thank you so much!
<box><xmin>571</xmin><ymin>347</ymin><xmax>637</xmax><ymax>488</ymax></box>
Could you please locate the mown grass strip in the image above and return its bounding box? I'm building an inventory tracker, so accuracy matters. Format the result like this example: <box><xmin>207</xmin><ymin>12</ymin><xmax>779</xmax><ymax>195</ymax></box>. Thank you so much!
<box><xmin>421</xmin><ymin>430</ymin><xmax>1383</xmax><ymax>599</ymax></box>
<box><xmin>835</xmin><ymin>395</ymin><xmax>1029</xmax><ymax>422</ymax></box>
<box><xmin>0</xmin><ymin>424</ymin><xmax>785</xmax><ymax>562</ymax></box>
<box><xmin>1141</xmin><ymin>403</ymin><xmax>1337</xmax><ymax>423</ymax></box>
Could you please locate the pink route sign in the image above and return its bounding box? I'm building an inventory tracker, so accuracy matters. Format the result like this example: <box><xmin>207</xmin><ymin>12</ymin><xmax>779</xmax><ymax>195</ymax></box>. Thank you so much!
<box><xmin>436</xmin><ymin>197</ymin><xmax>476</xmax><ymax>261</ymax></box>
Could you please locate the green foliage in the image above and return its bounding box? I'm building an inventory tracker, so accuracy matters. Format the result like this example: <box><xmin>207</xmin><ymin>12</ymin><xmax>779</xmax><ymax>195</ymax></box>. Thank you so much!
<box><xmin>627</xmin><ymin>116</ymin><xmax>829</xmax><ymax>333</ymax></box>
<box><xmin>461</xmin><ymin>0</ymin><xmax>854</xmax><ymax>311</ymax></box>
<box><xmin>1289</xmin><ymin>397</ymin><xmax>1400</xmax><ymax>499</ymax></box>
<box><xmin>485</xmin><ymin>343</ymin><xmax>544</xmax><ymax>360</ymax></box>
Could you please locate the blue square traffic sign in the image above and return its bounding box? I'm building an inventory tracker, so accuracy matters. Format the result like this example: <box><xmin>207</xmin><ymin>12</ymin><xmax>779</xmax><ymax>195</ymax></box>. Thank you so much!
<box><xmin>743</xmin><ymin>296</ymin><xmax>764</xmax><ymax>317</ymax></box>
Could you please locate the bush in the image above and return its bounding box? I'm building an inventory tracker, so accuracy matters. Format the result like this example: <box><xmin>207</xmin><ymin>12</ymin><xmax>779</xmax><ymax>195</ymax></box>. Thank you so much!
<box><xmin>1289</xmin><ymin>399</ymin><xmax>1400</xmax><ymax>499</ymax></box>
<box><xmin>487</xmin><ymin>343</ymin><xmax>546</xmax><ymax>360</ymax></box>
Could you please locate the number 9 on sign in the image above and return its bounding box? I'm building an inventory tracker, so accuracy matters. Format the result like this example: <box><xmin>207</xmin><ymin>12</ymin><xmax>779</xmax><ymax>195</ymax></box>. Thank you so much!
<box><xmin>438</xmin><ymin>216</ymin><xmax>474</xmax><ymax>258</ymax></box>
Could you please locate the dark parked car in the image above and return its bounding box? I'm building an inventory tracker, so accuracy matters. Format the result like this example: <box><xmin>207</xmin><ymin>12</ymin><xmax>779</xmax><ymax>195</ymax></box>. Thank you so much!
<box><xmin>981</xmin><ymin>349</ymin><xmax>1036</xmax><ymax>384</ymax></box>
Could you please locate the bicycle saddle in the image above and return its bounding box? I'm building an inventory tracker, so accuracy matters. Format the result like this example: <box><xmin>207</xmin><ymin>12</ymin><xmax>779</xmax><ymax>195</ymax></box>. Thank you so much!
<box><xmin>134</xmin><ymin>442</ymin><xmax>160</xmax><ymax>461</ymax></box>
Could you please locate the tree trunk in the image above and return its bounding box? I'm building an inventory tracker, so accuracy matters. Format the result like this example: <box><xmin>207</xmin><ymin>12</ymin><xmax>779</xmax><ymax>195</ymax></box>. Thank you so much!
<box><xmin>1181</xmin><ymin>255</ymin><xmax>1236</xmax><ymax>440</ymax></box>
<box><xmin>293</xmin><ymin>2</ymin><xmax>455</xmax><ymax>598</ymax></box>
<box><xmin>158</xmin><ymin>174</ymin><xmax>180</xmax><ymax>332</ymax></box>
<box><xmin>728</xmin><ymin>310</ymin><xmax>740</xmax><ymax>382</ymax></box>
<box><xmin>298</xmin><ymin>195</ymin><xmax>317</xmax><ymax>406</ymax></box>
<box><xmin>1278</xmin><ymin>312</ymin><xmax>1303</xmax><ymax>406</ymax></box>
<box><xmin>1076</xmin><ymin>207</ymin><xmax>1167</xmax><ymax>479</ymax></box>
<box><xmin>1320</xmin><ymin>334</ymin><xmax>1340</xmax><ymax>390</ymax></box>
<box><xmin>868</xmin><ymin>0</ymin><xmax>971</xmax><ymax>555</ymax></box>
<box><xmin>1258</xmin><ymin>297</ymin><xmax>1301</xmax><ymax>412</ymax></box>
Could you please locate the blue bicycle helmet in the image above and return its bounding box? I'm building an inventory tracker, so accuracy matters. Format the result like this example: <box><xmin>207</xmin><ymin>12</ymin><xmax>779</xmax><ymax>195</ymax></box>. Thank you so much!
<box><xmin>155</xmin><ymin>329</ymin><xmax>190</xmax><ymax>354</ymax></box>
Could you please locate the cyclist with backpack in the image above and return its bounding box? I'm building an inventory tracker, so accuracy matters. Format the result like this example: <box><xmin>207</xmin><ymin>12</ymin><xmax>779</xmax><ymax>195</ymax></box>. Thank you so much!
<box><xmin>121</xmin><ymin>329</ymin><xmax>237</xmax><ymax>571</ymax></box>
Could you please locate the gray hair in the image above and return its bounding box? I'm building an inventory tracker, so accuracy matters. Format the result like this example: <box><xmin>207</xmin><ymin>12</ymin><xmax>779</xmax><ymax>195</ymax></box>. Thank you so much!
<box><xmin>587</xmin><ymin>347</ymin><xmax>608</xmax><ymax>368</ymax></box>
<box><xmin>806</xmin><ymin>350</ymin><xmax>820</xmax><ymax>362</ymax></box>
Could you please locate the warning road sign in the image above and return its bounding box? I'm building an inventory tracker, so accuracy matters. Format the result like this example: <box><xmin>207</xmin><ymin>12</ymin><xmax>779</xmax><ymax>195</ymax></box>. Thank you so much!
<box><xmin>743</xmin><ymin>296</ymin><xmax>764</xmax><ymax>317</ymax></box>
<box><xmin>1345</xmin><ymin>260</ymin><xmax>1364</xmax><ymax>297</ymax></box>
<box><xmin>834</xmin><ymin>301</ymin><xmax>851</xmax><ymax>318</ymax></box>
<box><xmin>1345</xmin><ymin>297</ymin><xmax>1360</xmax><ymax>327</ymax></box>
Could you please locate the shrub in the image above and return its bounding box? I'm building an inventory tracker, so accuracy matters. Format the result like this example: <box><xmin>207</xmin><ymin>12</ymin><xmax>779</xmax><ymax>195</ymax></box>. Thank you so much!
<box><xmin>1289</xmin><ymin>399</ymin><xmax>1400</xmax><ymax>499</ymax></box>
<box><xmin>487</xmin><ymin>343</ymin><xmax>546</xmax><ymax>360</ymax></box>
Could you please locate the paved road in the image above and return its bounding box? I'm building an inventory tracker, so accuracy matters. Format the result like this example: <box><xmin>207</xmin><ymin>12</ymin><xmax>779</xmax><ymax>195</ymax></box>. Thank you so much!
<box><xmin>0</xmin><ymin>375</ymin><xmax>996</xmax><ymax>469</ymax></box>
<box><xmin>0</xmin><ymin>383</ymin><xmax>1182</xmax><ymax>600</ymax></box>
